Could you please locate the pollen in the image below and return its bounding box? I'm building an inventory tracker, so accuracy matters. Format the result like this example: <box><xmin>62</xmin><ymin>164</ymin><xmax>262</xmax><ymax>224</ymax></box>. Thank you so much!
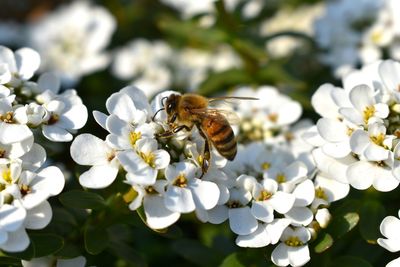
<box><xmin>257</xmin><ymin>190</ymin><xmax>273</xmax><ymax>201</ymax></box>
<box><xmin>173</xmin><ymin>173</ymin><xmax>187</xmax><ymax>188</ymax></box>
<box><xmin>346</xmin><ymin>127</ymin><xmax>354</xmax><ymax>136</ymax></box>
<box><xmin>227</xmin><ymin>200</ymin><xmax>242</xmax><ymax>208</ymax></box>
<box><xmin>197</xmin><ymin>155</ymin><xmax>204</xmax><ymax>166</ymax></box>
<box><xmin>363</xmin><ymin>106</ymin><xmax>375</xmax><ymax>124</ymax></box>
<box><xmin>261</xmin><ymin>162</ymin><xmax>271</xmax><ymax>170</ymax></box>
<box><xmin>267</xmin><ymin>113</ymin><xmax>279</xmax><ymax>123</ymax></box>
<box><xmin>47</xmin><ymin>113</ymin><xmax>60</xmax><ymax>125</ymax></box>
<box><xmin>20</xmin><ymin>184</ymin><xmax>31</xmax><ymax>196</ymax></box>
<box><xmin>315</xmin><ymin>187</ymin><xmax>328</xmax><ymax>201</ymax></box>
<box><xmin>284</xmin><ymin>236</ymin><xmax>304</xmax><ymax>247</ymax></box>
<box><xmin>2</xmin><ymin>169</ymin><xmax>12</xmax><ymax>184</ymax></box>
<box><xmin>0</xmin><ymin>111</ymin><xmax>14</xmax><ymax>123</ymax></box>
<box><xmin>129</xmin><ymin>131</ymin><xmax>141</xmax><ymax>147</ymax></box>
<box><xmin>145</xmin><ymin>186</ymin><xmax>157</xmax><ymax>194</ymax></box>
<box><xmin>140</xmin><ymin>152</ymin><xmax>156</xmax><ymax>168</ymax></box>
<box><xmin>370</xmin><ymin>133</ymin><xmax>386</xmax><ymax>148</ymax></box>
<box><xmin>276</xmin><ymin>173</ymin><xmax>286</xmax><ymax>183</ymax></box>
<box><xmin>371</xmin><ymin>31</ymin><xmax>383</xmax><ymax>44</ymax></box>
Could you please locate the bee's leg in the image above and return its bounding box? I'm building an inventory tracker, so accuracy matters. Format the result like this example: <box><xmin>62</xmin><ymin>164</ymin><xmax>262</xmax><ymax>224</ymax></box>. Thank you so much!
<box><xmin>156</xmin><ymin>125</ymin><xmax>192</xmax><ymax>138</ymax></box>
<box><xmin>198</xmin><ymin>129</ymin><xmax>211</xmax><ymax>178</ymax></box>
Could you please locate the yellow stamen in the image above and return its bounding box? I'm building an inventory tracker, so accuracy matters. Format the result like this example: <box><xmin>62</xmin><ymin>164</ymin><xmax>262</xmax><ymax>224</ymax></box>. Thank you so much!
<box><xmin>173</xmin><ymin>173</ymin><xmax>187</xmax><ymax>188</ymax></box>
<box><xmin>268</xmin><ymin>113</ymin><xmax>279</xmax><ymax>123</ymax></box>
<box><xmin>285</xmin><ymin>236</ymin><xmax>304</xmax><ymax>247</ymax></box>
<box><xmin>2</xmin><ymin>169</ymin><xmax>12</xmax><ymax>183</ymax></box>
<box><xmin>276</xmin><ymin>173</ymin><xmax>286</xmax><ymax>183</ymax></box>
<box><xmin>0</xmin><ymin>111</ymin><xmax>14</xmax><ymax>123</ymax></box>
<box><xmin>20</xmin><ymin>184</ymin><xmax>30</xmax><ymax>196</ymax></box>
<box><xmin>129</xmin><ymin>131</ymin><xmax>142</xmax><ymax>147</ymax></box>
<box><xmin>261</xmin><ymin>162</ymin><xmax>271</xmax><ymax>170</ymax></box>
<box><xmin>363</xmin><ymin>106</ymin><xmax>375</xmax><ymax>124</ymax></box>
<box><xmin>257</xmin><ymin>190</ymin><xmax>273</xmax><ymax>201</ymax></box>
<box><xmin>47</xmin><ymin>113</ymin><xmax>59</xmax><ymax>125</ymax></box>
<box><xmin>315</xmin><ymin>187</ymin><xmax>328</xmax><ymax>201</ymax></box>
<box><xmin>370</xmin><ymin>133</ymin><xmax>386</xmax><ymax>148</ymax></box>
<box><xmin>346</xmin><ymin>127</ymin><xmax>354</xmax><ymax>136</ymax></box>
<box><xmin>140</xmin><ymin>152</ymin><xmax>156</xmax><ymax>168</ymax></box>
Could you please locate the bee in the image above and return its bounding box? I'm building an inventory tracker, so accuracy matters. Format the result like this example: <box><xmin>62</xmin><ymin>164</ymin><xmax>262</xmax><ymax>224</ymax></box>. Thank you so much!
<box><xmin>153</xmin><ymin>93</ymin><xmax>257</xmax><ymax>176</ymax></box>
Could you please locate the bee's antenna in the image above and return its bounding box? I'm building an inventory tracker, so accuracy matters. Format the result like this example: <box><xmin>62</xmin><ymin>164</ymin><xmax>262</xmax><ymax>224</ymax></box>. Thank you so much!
<box><xmin>161</xmin><ymin>96</ymin><xmax>168</xmax><ymax>107</ymax></box>
<box><xmin>152</xmin><ymin>108</ymin><xmax>165</xmax><ymax>122</ymax></box>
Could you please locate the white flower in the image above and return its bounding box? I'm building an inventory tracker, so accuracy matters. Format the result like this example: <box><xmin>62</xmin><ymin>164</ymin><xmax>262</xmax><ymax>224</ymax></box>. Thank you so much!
<box><xmin>378</xmin><ymin>210</ymin><xmax>400</xmax><ymax>266</ymax></box>
<box><xmin>250</xmin><ymin>179</ymin><xmax>295</xmax><ymax>223</ymax></box>
<box><xmin>235</xmin><ymin>218</ymin><xmax>292</xmax><ymax>248</ymax></box>
<box><xmin>285</xmin><ymin>180</ymin><xmax>315</xmax><ymax>227</ymax></box>
<box><xmin>22</xmin><ymin>255</ymin><xmax>86</xmax><ymax>267</ymax></box>
<box><xmin>0</xmin><ymin>204</ymin><xmax>27</xmax><ymax>252</ymax></box>
<box><xmin>164</xmin><ymin>161</ymin><xmax>219</xmax><ymax>213</ymax></box>
<box><xmin>119</xmin><ymin>138</ymin><xmax>170</xmax><ymax>186</ymax></box>
<box><xmin>271</xmin><ymin>226</ymin><xmax>311</xmax><ymax>267</ymax></box>
<box><xmin>28</xmin><ymin>1</ymin><xmax>116</xmax><ymax>85</ymax></box>
<box><xmin>350</xmin><ymin>123</ymin><xmax>393</xmax><ymax>161</ymax></box>
<box><xmin>127</xmin><ymin>181</ymin><xmax>180</xmax><ymax>230</ymax></box>
<box><xmin>312</xmin><ymin>173</ymin><xmax>350</xmax><ymax>209</ymax></box>
<box><xmin>70</xmin><ymin>134</ymin><xmax>119</xmax><ymax>189</ymax></box>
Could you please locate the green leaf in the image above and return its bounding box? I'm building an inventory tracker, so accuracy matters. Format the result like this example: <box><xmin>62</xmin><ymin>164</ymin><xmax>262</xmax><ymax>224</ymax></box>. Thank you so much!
<box><xmin>314</xmin><ymin>233</ymin><xmax>333</xmax><ymax>253</ymax></box>
<box><xmin>219</xmin><ymin>250</ymin><xmax>267</xmax><ymax>267</ymax></box>
<box><xmin>197</xmin><ymin>69</ymin><xmax>253</xmax><ymax>96</ymax></box>
<box><xmin>328</xmin><ymin>212</ymin><xmax>359</xmax><ymax>239</ymax></box>
<box><xmin>109</xmin><ymin>241</ymin><xmax>147</xmax><ymax>267</ymax></box>
<box><xmin>59</xmin><ymin>190</ymin><xmax>106</xmax><ymax>210</ymax></box>
<box><xmin>359</xmin><ymin>200</ymin><xmax>386</xmax><ymax>243</ymax></box>
<box><xmin>172</xmin><ymin>239</ymin><xmax>223</xmax><ymax>267</ymax></box>
<box><xmin>54</xmin><ymin>243</ymin><xmax>82</xmax><ymax>258</ymax></box>
<box><xmin>0</xmin><ymin>256</ymin><xmax>20</xmax><ymax>266</ymax></box>
<box><xmin>30</xmin><ymin>233</ymin><xmax>64</xmax><ymax>258</ymax></box>
<box><xmin>328</xmin><ymin>256</ymin><xmax>373</xmax><ymax>267</ymax></box>
<box><xmin>220</xmin><ymin>253</ymin><xmax>246</xmax><ymax>267</ymax></box>
<box><xmin>84</xmin><ymin>224</ymin><xmax>109</xmax><ymax>255</ymax></box>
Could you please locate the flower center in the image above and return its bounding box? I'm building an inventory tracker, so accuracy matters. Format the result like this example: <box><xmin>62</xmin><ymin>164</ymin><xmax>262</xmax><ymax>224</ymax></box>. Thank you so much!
<box><xmin>315</xmin><ymin>187</ymin><xmax>328</xmax><ymax>201</ymax></box>
<box><xmin>363</xmin><ymin>106</ymin><xmax>375</xmax><ymax>124</ymax></box>
<box><xmin>2</xmin><ymin>169</ymin><xmax>12</xmax><ymax>184</ymax></box>
<box><xmin>0</xmin><ymin>149</ymin><xmax>5</xmax><ymax>158</ymax></box>
<box><xmin>20</xmin><ymin>184</ymin><xmax>31</xmax><ymax>196</ymax></box>
<box><xmin>129</xmin><ymin>131</ymin><xmax>141</xmax><ymax>147</ymax></box>
<box><xmin>140</xmin><ymin>152</ymin><xmax>156</xmax><ymax>168</ymax></box>
<box><xmin>145</xmin><ymin>186</ymin><xmax>157</xmax><ymax>194</ymax></box>
<box><xmin>173</xmin><ymin>173</ymin><xmax>187</xmax><ymax>188</ymax></box>
<box><xmin>370</xmin><ymin>133</ymin><xmax>386</xmax><ymax>148</ymax></box>
<box><xmin>227</xmin><ymin>200</ymin><xmax>242</xmax><ymax>208</ymax></box>
<box><xmin>47</xmin><ymin>113</ymin><xmax>60</xmax><ymax>125</ymax></box>
<box><xmin>268</xmin><ymin>113</ymin><xmax>278</xmax><ymax>123</ymax></box>
<box><xmin>261</xmin><ymin>162</ymin><xmax>271</xmax><ymax>170</ymax></box>
<box><xmin>347</xmin><ymin>127</ymin><xmax>354</xmax><ymax>136</ymax></box>
<box><xmin>0</xmin><ymin>111</ymin><xmax>14</xmax><ymax>123</ymax></box>
<box><xmin>284</xmin><ymin>236</ymin><xmax>304</xmax><ymax>247</ymax></box>
<box><xmin>107</xmin><ymin>151</ymin><xmax>116</xmax><ymax>162</ymax></box>
<box><xmin>276</xmin><ymin>173</ymin><xmax>286</xmax><ymax>183</ymax></box>
<box><xmin>257</xmin><ymin>190</ymin><xmax>273</xmax><ymax>201</ymax></box>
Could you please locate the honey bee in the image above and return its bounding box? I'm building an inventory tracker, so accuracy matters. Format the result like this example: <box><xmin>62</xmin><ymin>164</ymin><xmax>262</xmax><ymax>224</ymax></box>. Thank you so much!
<box><xmin>153</xmin><ymin>93</ymin><xmax>257</xmax><ymax>175</ymax></box>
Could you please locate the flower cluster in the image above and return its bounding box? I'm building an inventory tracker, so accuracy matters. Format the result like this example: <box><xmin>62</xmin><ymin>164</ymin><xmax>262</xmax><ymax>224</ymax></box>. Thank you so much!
<box><xmin>314</xmin><ymin>0</ymin><xmax>400</xmax><ymax>77</ymax></box>
<box><xmin>305</xmin><ymin>59</ymin><xmax>400</xmax><ymax>192</ymax></box>
<box><xmin>27</xmin><ymin>1</ymin><xmax>116</xmax><ymax>85</ymax></box>
<box><xmin>112</xmin><ymin>40</ymin><xmax>242</xmax><ymax>97</ymax></box>
<box><xmin>0</xmin><ymin>45</ymin><xmax>88</xmax><ymax>252</ymax></box>
<box><xmin>71</xmin><ymin>85</ymin><xmax>347</xmax><ymax>266</ymax></box>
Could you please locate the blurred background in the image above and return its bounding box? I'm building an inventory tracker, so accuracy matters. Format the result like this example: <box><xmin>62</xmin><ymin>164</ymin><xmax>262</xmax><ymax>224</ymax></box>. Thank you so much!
<box><xmin>1</xmin><ymin>0</ymin><xmax>399</xmax><ymax>266</ymax></box>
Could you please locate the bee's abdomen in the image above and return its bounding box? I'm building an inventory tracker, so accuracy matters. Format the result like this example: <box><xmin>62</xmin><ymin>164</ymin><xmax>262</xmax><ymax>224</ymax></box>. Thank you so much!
<box><xmin>202</xmin><ymin>116</ymin><xmax>237</xmax><ymax>161</ymax></box>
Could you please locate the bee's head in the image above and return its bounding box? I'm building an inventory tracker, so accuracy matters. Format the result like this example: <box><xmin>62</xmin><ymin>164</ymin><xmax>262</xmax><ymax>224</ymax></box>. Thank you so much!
<box><xmin>152</xmin><ymin>93</ymin><xmax>181</xmax><ymax>123</ymax></box>
<box><xmin>165</xmin><ymin>94</ymin><xmax>180</xmax><ymax>123</ymax></box>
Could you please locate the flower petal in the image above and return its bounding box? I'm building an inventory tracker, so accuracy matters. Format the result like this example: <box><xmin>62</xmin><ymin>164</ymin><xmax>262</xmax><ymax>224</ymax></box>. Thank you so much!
<box><xmin>271</xmin><ymin>243</ymin><xmax>290</xmax><ymax>267</ymax></box>
<box><xmin>0</xmin><ymin>227</ymin><xmax>29</xmax><ymax>252</ymax></box>
<box><xmin>144</xmin><ymin>195</ymin><xmax>180</xmax><ymax>229</ymax></box>
<box><xmin>236</xmin><ymin>223</ymin><xmax>270</xmax><ymax>248</ymax></box>
<box><xmin>79</xmin><ymin>164</ymin><xmax>118</xmax><ymax>189</ymax></box>
<box><xmin>164</xmin><ymin>186</ymin><xmax>195</xmax><ymax>213</ymax></box>
<box><xmin>70</xmin><ymin>134</ymin><xmax>111</xmax><ymax>165</ymax></box>
<box><xmin>228</xmin><ymin>207</ymin><xmax>258</xmax><ymax>235</ymax></box>
<box><xmin>15</xmin><ymin>47</ymin><xmax>40</xmax><ymax>80</ymax></box>
<box><xmin>24</xmin><ymin>201</ymin><xmax>52</xmax><ymax>230</ymax></box>
<box><xmin>190</xmin><ymin>179</ymin><xmax>219</xmax><ymax>210</ymax></box>
<box><xmin>288</xmin><ymin>245</ymin><xmax>310</xmax><ymax>267</ymax></box>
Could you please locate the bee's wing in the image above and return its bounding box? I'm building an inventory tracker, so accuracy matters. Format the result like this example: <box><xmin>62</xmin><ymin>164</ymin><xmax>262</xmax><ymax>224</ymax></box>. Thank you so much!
<box><xmin>191</xmin><ymin>108</ymin><xmax>241</xmax><ymax>125</ymax></box>
<box><xmin>208</xmin><ymin>96</ymin><xmax>259</xmax><ymax>104</ymax></box>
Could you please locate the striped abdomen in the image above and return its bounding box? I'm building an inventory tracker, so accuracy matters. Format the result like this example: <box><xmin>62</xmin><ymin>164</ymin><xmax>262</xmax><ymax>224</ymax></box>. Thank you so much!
<box><xmin>201</xmin><ymin>114</ymin><xmax>237</xmax><ymax>161</ymax></box>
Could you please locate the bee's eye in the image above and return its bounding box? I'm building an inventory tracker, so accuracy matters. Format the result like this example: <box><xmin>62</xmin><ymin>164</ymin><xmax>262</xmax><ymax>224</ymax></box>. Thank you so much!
<box><xmin>167</xmin><ymin>104</ymin><xmax>172</xmax><ymax>111</ymax></box>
